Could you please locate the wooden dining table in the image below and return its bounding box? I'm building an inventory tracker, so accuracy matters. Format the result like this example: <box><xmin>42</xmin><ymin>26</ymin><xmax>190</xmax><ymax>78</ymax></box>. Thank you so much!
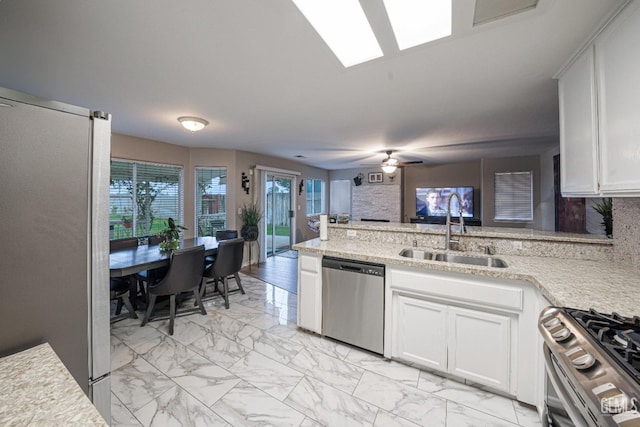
<box><xmin>110</xmin><ymin>236</ymin><xmax>219</xmax><ymax>309</ymax></box>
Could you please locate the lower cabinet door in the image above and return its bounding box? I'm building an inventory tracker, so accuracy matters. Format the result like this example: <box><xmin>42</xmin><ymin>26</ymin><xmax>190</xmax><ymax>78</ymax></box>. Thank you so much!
<box><xmin>447</xmin><ymin>306</ymin><xmax>511</xmax><ymax>392</ymax></box>
<box><xmin>297</xmin><ymin>255</ymin><xmax>322</xmax><ymax>333</ymax></box>
<box><xmin>392</xmin><ymin>294</ymin><xmax>447</xmax><ymax>370</ymax></box>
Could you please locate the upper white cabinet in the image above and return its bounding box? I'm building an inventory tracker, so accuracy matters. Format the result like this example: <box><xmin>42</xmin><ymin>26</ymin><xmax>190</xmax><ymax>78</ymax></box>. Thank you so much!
<box><xmin>595</xmin><ymin>0</ymin><xmax>640</xmax><ymax>195</ymax></box>
<box><xmin>558</xmin><ymin>0</ymin><xmax>640</xmax><ymax>197</ymax></box>
<box><xmin>558</xmin><ymin>46</ymin><xmax>600</xmax><ymax>196</ymax></box>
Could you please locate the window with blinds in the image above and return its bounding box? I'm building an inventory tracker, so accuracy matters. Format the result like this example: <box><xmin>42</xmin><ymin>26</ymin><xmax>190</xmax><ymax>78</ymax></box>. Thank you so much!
<box><xmin>494</xmin><ymin>171</ymin><xmax>533</xmax><ymax>221</ymax></box>
<box><xmin>306</xmin><ymin>179</ymin><xmax>325</xmax><ymax>215</ymax></box>
<box><xmin>330</xmin><ymin>180</ymin><xmax>351</xmax><ymax>215</ymax></box>
<box><xmin>195</xmin><ymin>167</ymin><xmax>227</xmax><ymax>237</ymax></box>
<box><xmin>109</xmin><ymin>160</ymin><xmax>184</xmax><ymax>240</ymax></box>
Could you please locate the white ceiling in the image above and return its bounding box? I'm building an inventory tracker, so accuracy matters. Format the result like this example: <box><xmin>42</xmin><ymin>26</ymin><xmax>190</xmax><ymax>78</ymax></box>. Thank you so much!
<box><xmin>0</xmin><ymin>0</ymin><xmax>625</xmax><ymax>170</ymax></box>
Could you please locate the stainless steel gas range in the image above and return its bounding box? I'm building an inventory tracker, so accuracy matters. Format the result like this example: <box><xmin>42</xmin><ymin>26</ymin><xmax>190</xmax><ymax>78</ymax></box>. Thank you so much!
<box><xmin>539</xmin><ymin>307</ymin><xmax>640</xmax><ymax>427</ymax></box>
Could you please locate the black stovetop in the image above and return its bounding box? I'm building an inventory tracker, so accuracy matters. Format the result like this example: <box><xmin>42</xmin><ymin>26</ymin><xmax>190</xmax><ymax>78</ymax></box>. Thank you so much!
<box><xmin>568</xmin><ymin>308</ymin><xmax>640</xmax><ymax>384</ymax></box>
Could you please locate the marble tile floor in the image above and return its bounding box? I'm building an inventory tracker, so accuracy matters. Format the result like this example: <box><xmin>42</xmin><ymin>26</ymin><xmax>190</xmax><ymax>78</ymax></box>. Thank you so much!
<box><xmin>110</xmin><ymin>273</ymin><xmax>543</xmax><ymax>427</ymax></box>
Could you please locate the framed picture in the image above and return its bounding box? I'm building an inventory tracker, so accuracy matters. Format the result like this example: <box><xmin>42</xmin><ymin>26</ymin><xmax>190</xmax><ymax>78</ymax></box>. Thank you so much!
<box><xmin>368</xmin><ymin>172</ymin><xmax>383</xmax><ymax>183</ymax></box>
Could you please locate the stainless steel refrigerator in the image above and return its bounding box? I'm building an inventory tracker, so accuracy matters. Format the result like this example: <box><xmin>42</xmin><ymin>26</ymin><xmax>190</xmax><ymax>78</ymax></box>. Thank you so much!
<box><xmin>0</xmin><ymin>86</ymin><xmax>111</xmax><ymax>421</ymax></box>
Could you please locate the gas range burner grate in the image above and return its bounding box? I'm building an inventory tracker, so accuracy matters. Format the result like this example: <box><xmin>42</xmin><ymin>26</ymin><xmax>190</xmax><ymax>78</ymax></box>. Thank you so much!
<box><xmin>568</xmin><ymin>308</ymin><xmax>640</xmax><ymax>384</ymax></box>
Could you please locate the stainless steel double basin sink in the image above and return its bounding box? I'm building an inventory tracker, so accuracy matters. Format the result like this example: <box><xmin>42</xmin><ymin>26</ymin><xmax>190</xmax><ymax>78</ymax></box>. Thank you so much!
<box><xmin>399</xmin><ymin>249</ymin><xmax>508</xmax><ymax>268</ymax></box>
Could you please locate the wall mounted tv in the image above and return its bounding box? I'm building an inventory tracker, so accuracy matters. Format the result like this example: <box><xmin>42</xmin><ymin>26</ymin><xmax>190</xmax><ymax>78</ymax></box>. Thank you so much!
<box><xmin>416</xmin><ymin>187</ymin><xmax>474</xmax><ymax>218</ymax></box>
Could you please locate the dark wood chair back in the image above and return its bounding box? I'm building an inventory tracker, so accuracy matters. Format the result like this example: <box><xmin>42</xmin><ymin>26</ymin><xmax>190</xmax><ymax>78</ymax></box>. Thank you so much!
<box><xmin>215</xmin><ymin>229</ymin><xmax>238</xmax><ymax>241</ymax></box>
<box><xmin>110</xmin><ymin>237</ymin><xmax>138</xmax><ymax>252</ymax></box>
<box><xmin>148</xmin><ymin>245</ymin><xmax>205</xmax><ymax>296</ymax></box>
<box><xmin>205</xmin><ymin>238</ymin><xmax>244</xmax><ymax>279</ymax></box>
<box><xmin>147</xmin><ymin>235</ymin><xmax>166</xmax><ymax>245</ymax></box>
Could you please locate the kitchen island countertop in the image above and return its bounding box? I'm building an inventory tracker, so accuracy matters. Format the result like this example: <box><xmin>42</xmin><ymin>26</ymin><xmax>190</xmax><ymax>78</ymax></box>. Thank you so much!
<box><xmin>293</xmin><ymin>238</ymin><xmax>638</xmax><ymax>317</ymax></box>
<box><xmin>0</xmin><ymin>343</ymin><xmax>107</xmax><ymax>426</ymax></box>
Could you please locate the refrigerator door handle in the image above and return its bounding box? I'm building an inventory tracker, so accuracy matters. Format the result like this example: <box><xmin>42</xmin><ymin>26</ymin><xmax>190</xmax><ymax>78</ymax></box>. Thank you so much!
<box><xmin>89</xmin><ymin>372</ymin><xmax>110</xmax><ymax>387</ymax></box>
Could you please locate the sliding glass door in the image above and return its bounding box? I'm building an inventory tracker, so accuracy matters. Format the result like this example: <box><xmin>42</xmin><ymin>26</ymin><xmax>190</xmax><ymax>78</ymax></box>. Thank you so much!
<box><xmin>265</xmin><ymin>174</ymin><xmax>293</xmax><ymax>256</ymax></box>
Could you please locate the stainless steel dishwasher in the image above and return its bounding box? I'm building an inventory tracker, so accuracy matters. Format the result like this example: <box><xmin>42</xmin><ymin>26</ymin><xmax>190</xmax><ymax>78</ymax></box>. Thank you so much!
<box><xmin>322</xmin><ymin>256</ymin><xmax>385</xmax><ymax>354</ymax></box>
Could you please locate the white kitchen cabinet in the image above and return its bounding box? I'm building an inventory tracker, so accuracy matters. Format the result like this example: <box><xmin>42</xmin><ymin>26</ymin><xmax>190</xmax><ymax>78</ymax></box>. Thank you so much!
<box><xmin>391</xmin><ymin>291</ymin><xmax>512</xmax><ymax>393</ymax></box>
<box><xmin>558</xmin><ymin>46</ymin><xmax>600</xmax><ymax>196</ymax></box>
<box><xmin>447</xmin><ymin>306</ymin><xmax>511</xmax><ymax>391</ymax></box>
<box><xmin>392</xmin><ymin>295</ymin><xmax>447</xmax><ymax>370</ymax></box>
<box><xmin>386</xmin><ymin>265</ymin><xmax>537</xmax><ymax>396</ymax></box>
<box><xmin>297</xmin><ymin>252</ymin><xmax>322</xmax><ymax>333</ymax></box>
<box><xmin>558</xmin><ymin>1</ymin><xmax>640</xmax><ymax>197</ymax></box>
<box><xmin>595</xmin><ymin>0</ymin><xmax>640</xmax><ymax>195</ymax></box>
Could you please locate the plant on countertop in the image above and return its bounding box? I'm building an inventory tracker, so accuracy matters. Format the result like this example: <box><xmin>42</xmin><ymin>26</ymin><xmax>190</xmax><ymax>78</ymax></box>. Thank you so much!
<box><xmin>240</xmin><ymin>202</ymin><xmax>263</xmax><ymax>241</ymax></box>
<box><xmin>593</xmin><ymin>197</ymin><xmax>613</xmax><ymax>238</ymax></box>
<box><xmin>159</xmin><ymin>217</ymin><xmax>188</xmax><ymax>250</ymax></box>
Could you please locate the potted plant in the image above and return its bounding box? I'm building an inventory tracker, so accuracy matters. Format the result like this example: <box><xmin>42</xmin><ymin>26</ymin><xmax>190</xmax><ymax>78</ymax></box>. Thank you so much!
<box><xmin>240</xmin><ymin>202</ymin><xmax>262</xmax><ymax>242</ymax></box>
<box><xmin>158</xmin><ymin>217</ymin><xmax>188</xmax><ymax>250</ymax></box>
<box><xmin>121</xmin><ymin>215</ymin><xmax>133</xmax><ymax>228</ymax></box>
<box><xmin>593</xmin><ymin>198</ymin><xmax>613</xmax><ymax>238</ymax></box>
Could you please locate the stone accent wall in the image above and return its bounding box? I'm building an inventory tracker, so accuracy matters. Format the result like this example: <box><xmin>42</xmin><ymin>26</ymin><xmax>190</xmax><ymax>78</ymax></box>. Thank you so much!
<box><xmin>613</xmin><ymin>198</ymin><xmax>640</xmax><ymax>269</ymax></box>
<box><xmin>352</xmin><ymin>185</ymin><xmax>401</xmax><ymax>222</ymax></box>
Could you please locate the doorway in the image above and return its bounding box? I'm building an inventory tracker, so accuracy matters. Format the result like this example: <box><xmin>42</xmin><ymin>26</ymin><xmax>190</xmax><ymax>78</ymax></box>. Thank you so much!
<box><xmin>265</xmin><ymin>174</ymin><xmax>293</xmax><ymax>256</ymax></box>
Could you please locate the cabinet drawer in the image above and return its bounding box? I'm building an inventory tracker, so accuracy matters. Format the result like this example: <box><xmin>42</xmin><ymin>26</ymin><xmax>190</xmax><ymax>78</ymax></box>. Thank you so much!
<box><xmin>388</xmin><ymin>267</ymin><xmax>523</xmax><ymax>311</ymax></box>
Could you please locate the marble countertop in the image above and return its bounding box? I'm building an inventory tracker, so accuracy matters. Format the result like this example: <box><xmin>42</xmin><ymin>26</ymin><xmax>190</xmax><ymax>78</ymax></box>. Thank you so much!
<box><xmin>331</xmin><ymin>221</ymin><xmax>613</xmax><ymax>245</ymax></box>
<box><xmin>293</xmin><ymin>238</ymin><xmax>638</xmax><ymax>317</ymax></box>
<box><xmin>0</xmin><ymin>343</ymin><xmax>108</xmax><ymax>426</ymax></box>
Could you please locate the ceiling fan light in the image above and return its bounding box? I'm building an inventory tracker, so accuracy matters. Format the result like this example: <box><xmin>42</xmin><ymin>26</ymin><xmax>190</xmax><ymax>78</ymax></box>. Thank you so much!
<box><xmin>178</xmin><ymin>116</ymin><xmax>209</xmax><ymax>132</ymax></box>
<box><xmin>382</xmin><ymin>164</ymin><xmax>397</xmax><ymax>174</ymax></box>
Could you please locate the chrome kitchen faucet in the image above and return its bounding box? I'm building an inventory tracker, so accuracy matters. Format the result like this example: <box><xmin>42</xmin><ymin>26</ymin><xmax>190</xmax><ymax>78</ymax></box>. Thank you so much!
<box><xmin>445</xmin><ymin>192</ymin><xmax>466</xmax><ymax>251</ymax></box>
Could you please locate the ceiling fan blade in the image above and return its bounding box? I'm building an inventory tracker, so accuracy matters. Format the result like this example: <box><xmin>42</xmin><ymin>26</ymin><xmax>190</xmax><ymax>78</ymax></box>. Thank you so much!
<box><xmin>398</xmin><ymin>160</ymin><xmax>423</xmax><ymax>166</ymax></box>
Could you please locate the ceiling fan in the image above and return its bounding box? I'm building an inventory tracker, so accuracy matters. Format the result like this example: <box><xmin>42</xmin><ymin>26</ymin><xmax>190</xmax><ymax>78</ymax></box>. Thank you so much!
<box><xmin>381</xmin><ymin>150</ymin><xmax>423</xmax><ymax>173</ymax></box>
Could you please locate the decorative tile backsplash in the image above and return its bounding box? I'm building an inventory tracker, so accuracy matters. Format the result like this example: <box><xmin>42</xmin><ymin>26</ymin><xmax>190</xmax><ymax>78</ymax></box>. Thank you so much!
<box><xmin>613</xmin><ymin>198</ymin><xmax>640</xmax><ymax>269</ymax></box>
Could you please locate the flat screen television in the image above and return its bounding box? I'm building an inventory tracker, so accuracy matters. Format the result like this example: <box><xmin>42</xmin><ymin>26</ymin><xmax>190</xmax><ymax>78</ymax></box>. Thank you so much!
<box><xmin>416</xmin><ymin>186</ymin><xmax>474</xmax><ymax>218</ymax></box>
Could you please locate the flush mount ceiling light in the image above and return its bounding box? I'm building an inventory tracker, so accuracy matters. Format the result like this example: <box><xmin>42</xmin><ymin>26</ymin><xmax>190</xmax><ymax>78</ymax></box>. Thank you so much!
<box><xmin>383</xmin><ymin>0</ymin><xmax>452</xmax><ymax>50</ymax></box>
<box><xmin>292</xmin><ymin>0</ymin><xmax>383</xmax><ymax>67</ymax></box>
<box><xmin>178</xmin><ymin>116</ymin><xmax>209</xmax><ymax>132</ymax></box>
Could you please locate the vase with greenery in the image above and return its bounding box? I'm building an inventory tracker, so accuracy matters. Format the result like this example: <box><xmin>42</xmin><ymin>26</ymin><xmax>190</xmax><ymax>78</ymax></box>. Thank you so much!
<box><xmin>240</xmin><ymin>202</ymin><xmax>262</xmax><ymax>242</ymax></box>
<box><xmin>158</xmin><ymin>217</ymin><xmax>188</xmax><ymax>250</ymax></box>
<box><xmin>593</xmin><ymin>198</ymin><xmax>613</xmax><ymax>238</ymax></box>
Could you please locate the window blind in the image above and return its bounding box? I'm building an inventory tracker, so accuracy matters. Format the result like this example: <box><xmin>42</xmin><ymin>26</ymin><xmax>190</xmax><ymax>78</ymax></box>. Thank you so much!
<box><xmin>494</xmin><ymin>171</ymin><xmax>533</xmax><ymax>221</ymax></box>
<box><xmin>109</xmin><ymin>160</ymin><xmax>184</xmax><ymax>239</ymax></box>
<box><xmin>306</xmin><ymin>179</ymin><xmax>325</xmax><ymax>215</ymax></box>
<box><xmin>330</xmin><ymin>180</ymin><xmax>351</xmax><ymax>215</ymax></box>
<box><xmin>195</xmin><ymin>167</ymin><xmax>227</xmax><ymax>237</ymax></box>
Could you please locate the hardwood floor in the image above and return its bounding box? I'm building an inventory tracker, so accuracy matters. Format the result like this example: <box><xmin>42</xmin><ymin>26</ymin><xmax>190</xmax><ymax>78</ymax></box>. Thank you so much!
<box><xmin>240</xmin><ymin>251</ymin><xmax>298</xmax><ymax>294</ymax></box>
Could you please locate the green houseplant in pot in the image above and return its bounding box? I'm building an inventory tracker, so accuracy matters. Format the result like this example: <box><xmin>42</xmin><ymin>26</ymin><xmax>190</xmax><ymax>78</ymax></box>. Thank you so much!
<box><xmin>593</xmin><ymin>198</ymin><xmax>613</xmax><ymax>238</ymax></box>
<box><xmin>240</xmin><ymin>202</ymin><xmax>262</xmax><ymax>242</ymax></box>
<box><xmin>158</xmin><ymin>217</ymin><xmax>188</xmax><ymax>250</ymax></box>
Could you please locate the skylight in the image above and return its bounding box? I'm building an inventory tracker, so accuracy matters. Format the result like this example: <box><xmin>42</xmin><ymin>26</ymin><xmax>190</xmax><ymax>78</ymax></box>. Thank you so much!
<box><xmin>383</xmin><ymin>0</ymin><xmax>452</xmax><ymax>50</ymax></box>
<box><xmin>292</xmin><ymin>0</ymin><xmax>383</xmax><ymax>68</ymax></box>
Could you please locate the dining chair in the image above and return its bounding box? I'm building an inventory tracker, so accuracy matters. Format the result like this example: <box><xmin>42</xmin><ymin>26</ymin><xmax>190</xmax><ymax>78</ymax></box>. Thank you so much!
<box><xmin>141</xmin><ymin>245</ymin><xmax>206</xmax><ymax>335</ymax></box>
<box><xmin>216</xmin><ymin>229</ymin><xmax>238</xmax><ymax>240</ymax></box>
<box><xmin>109</xmin><ymin>237</ymin><xmax>146</xmax><ymax>308</ymax></box>
<box><xmin>202</xmin><ymin>237</ymin><xmax>245</xmax><ymax>309</ymax></box>
<box><xmin>109</xmin><ymin>237</ymin><xmax>138</xmax><ymax>252</ymax></box>
<box><xmin>205</xmin><ymin>229</ymin><xmax>238</xmax><ymax>265</ymax></box>
<box><xmin>110</xmin><ymin>278</ymin><xmax>138</xmax><ymax>323</ymax></box>
<box><xmin>136</xmin><ymin>234</ymin><xmax>168</xmax><ymax>293</ymax></box>
<box><xmin>147</xmin><ymin>235</ymin><xmax>166</xmax><ymax>245</ymax></box>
